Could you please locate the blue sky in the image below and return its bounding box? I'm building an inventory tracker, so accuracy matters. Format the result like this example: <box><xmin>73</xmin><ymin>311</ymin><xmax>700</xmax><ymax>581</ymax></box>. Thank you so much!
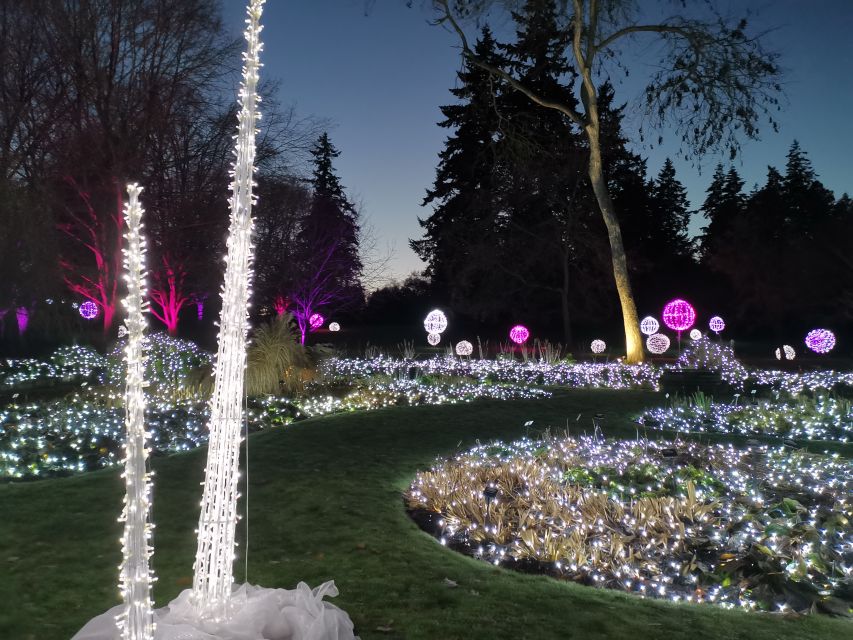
<box><xmin>223</xmin><ymin>1</ymin><xmax>853</xmax><ymax>284</ymax></box>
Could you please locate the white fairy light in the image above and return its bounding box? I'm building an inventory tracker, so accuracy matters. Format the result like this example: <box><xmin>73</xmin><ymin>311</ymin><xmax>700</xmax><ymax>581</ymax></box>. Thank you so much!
<box><xmin>640</xmin><ymin>316</ymin><xmax>659</xmax><ymax>336</ymax></box>
<box><xmin>646</xmin><ymin>333</ymin><xmax>670</xmax><ymax>354</ymax></box>
<box><xmin>427</xmin><ymin>332</ymin><xmax>441</xmax><ymax>346</ymax></box>
<box><xmin>590</xmin><ymin>339</ymin><xmax>606</xmax><ymax>354</ymax></box>
<box><xmin>423</xmin><ymin>309</ymin><xmax>448</xmax><ymax>334</ymax></box>
<box><xmin>116</xmin><ymin>183</ymin><xmax>155</xmax><ymax>640</ymax></box>
<box><xmin>192</xmin><ymin>0</ymin><xmax>264</xmax><ymax>619</ymax></box>
<box><xmin>455</xmin><ymin>340</ymin><xmax>473</xmax><ymax>356</ymax></box>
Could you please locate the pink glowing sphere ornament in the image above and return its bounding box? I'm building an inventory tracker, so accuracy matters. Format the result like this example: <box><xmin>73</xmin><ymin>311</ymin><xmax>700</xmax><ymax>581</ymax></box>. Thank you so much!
<box><xmin>423</xmin><ymin>309</ymin><xmax>448</xmax><ymax>334</ymax></box>
<box><xmin>590</xmin><ymin>339</ymin><xmax>606</xmax><ymax>354</ymax></box>
<box><xmin>79</xmin><ymin>300</ymin><xmax>99</xmax><ymax>320</ymax></box>
<box><xmin>805</xmin><ymin>329</ymin><xmax>835</xmax><ymax>354</ymax></box>
<box><xmin>309</xmin><ymin>313</ymin><xmax>324</xmax><ymax>330</ymax></box>
<box><xmin>640</xmin><ymin>316</ymin><xmax>659</xmax><ymax>336</ymax></box>
<box><xmin>509</xmin><ymin>325</ymin><xmax>530</xmax><ymax>345</ymax></box>
<box><xmin>709</xmin><ymin>316</ymin><xmax>725</xmax><ymax>333</ymax></box>
<box><xmin>646</xmin><ymin>333</ymin><xmax>670</xmax><ymax>354</ymax></box>
<box><xmin>456</xmin><ymin>340</ymin><xmax>473</xmax><ymax>356</ymax></box>
<box><xmin>662</xmin><ymin>299</ymin><xmax>695</xmax><ymax>332</ymax></box>
<box><xmin>427</xmin><ymin>332</ymin><xmax>441</xmax><ymax>346</ymax></box>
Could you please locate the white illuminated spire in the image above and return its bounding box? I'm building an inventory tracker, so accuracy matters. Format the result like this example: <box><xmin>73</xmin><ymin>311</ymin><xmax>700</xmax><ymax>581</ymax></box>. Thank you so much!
<box><xmin>117</xmin><ymin>183</ymin><xmax>155</xmax><ymax>640</ymax></box>
<box><xmin>192</xmin><ymin>0</ymin><xmax>265</xmax><ymax>619</ymax></box>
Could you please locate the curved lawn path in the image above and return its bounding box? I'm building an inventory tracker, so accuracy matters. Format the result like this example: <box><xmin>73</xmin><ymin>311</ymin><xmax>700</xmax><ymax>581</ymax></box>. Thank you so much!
<box><xmin>0</xmin><ymin>389</ymin><xmax>848</xmax><ymax>639</ymax></box>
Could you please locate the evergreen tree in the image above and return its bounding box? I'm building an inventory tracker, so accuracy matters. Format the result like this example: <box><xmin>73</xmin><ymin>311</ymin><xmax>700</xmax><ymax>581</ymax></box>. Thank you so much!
<box><xmin>290</xmin><ymin>133</ymin><xmax>363</xmax><ymax>342</ymax></box>
<box><xmin>649</xmin><ymin>159</ymin><xmax>692</xmax><ymax>260</ymax></box>
<box><xmin>698</xmin><ymin>164</ymin><xmax>745</xmax><ymax>262</ymax></box>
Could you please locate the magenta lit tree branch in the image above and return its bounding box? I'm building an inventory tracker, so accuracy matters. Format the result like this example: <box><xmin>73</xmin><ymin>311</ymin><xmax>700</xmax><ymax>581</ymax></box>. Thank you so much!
<box><xmin>148</xmin><ymin>253</ymin><xmax>190</xmax><ymax>335</ymax></box>
<box><xmin>191</xmin><ymin>0</ymin><xmax>264</xmax><ymax>619</ymax></box>
<box><xmin>58</xmin><ymin>176</ymin><xmax>124</xmax><ymax>332</ymax></box>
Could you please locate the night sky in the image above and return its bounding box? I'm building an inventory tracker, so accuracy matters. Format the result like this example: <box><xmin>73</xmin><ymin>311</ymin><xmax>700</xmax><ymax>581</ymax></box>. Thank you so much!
<box><xmin>222</xmin><ymin>0</ymin><xmax>853</xmax><ymax>284</ymax></box>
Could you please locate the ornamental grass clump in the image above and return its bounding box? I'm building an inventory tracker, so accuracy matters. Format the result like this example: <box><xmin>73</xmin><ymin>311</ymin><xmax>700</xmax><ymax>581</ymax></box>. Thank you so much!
<box><xmin>406</xmin><ymin>435</ymin><xmax>852</xmax><ymax>615</ymax></box>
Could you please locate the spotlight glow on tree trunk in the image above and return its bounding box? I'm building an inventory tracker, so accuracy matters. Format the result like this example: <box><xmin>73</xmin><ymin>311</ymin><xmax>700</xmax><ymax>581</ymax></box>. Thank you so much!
<box><xmin>117</xmin><ymin>183</ymin><xmax>155</xmax><ymax>640</ymax></box>
<box><xmin>192</xmin><ymin>0</ymin><xmax>264</xmax><ymax>619</ymax></box>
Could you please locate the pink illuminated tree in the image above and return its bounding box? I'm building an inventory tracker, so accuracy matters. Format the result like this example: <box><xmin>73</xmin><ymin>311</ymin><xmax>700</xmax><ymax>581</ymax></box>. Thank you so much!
<box><xmin>57</xmin><ymin>176</ymin><xmax>124</xmax><ymax>332</ymax></box>
<box><xmin>148</xmin><ymin>253</ymin><xmax>190</xmax><ymax>335</ymax></box>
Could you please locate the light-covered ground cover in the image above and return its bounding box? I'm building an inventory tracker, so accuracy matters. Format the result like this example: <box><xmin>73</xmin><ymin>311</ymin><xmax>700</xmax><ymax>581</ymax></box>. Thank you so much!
<box><xmin>406</xmin><ymin>434</ymin><xmax>853</xmax><ymax>615</ymax></box>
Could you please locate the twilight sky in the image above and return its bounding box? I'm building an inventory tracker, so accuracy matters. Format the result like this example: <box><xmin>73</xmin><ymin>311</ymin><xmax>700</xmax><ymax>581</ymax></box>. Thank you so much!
<box><xmin>222</xmin><ymin>0</ymin><xmax>853</xmax><ymax>285</ymax></box>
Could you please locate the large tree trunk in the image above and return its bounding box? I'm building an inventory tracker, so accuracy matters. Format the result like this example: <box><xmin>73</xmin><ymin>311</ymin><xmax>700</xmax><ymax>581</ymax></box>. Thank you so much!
<box><xmin>585</xmin><ymin>126</ymin><xmax>644</xmax><ymax>363</ymax></box>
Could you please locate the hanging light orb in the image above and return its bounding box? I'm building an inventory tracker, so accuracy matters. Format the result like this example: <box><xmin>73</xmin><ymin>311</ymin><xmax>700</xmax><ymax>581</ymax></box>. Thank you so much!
<box><xmin>590</xmin><ymin>339</ymin><xmax>606</xmax><ymax>354</ymax></box>
<box><xmin>709</xmin><ymin>316</ymin><xmax>725</xmax><ymax>333</ymax></box>
<box><xmin>329</xmin><ymin>322</ymin><xmax>340</xmax><ymax>332</ymax></box>
<box><xmin>646</xmin><ymin>333</ymin><xmax>670</xmax><ymax>354</ymax></box>
<box><xmin>640</xmin><ymin>316</ymin><xmax>659</xmax><ymax>336</ymax></box>
<box><xmin>427</xmin><ymin>332</ymin><xmax>441</xmax><ymax>346</ymax></box>
<box><xmin>309</xmin><ymin>313</ymin><xmax>324</xmax><ymax>330</ymax></box>
<box><xmin>783</xmin><ymin>344</ymin><xmax>796</xmax><ymax>360</ymax></box>
<box><xmin>423</xmin><ymin>309</ymin><xmax>448</xmax><ymax>334</ymax></box>
<box><xmin>662</xmin><ymin>299</ymin><xmax>695</xmax><ymax>332</ymax></box>
<box><xmin>79</xmin><ymin>300</ymin><xmax>99</xmax><ymax>320</ymax></box>
<box><xmin>775</xmin><ymin>347</ymin><xmax>782</xmax><ymax>361</ymax></box>
<box><xmin>509</xmin><ymin>325</ymin><xmax>530</xmax><ymax>345</ymax></box>
<box><xmin>805</xmin><ymin>329</ymin><xmax>835</xmax><ymax>354</ymax></box>
<box><xmin>689</xmin><ymin>329</ymin><xmax>702</xmax><ymax>341</ymax></box>
<box><xmin>455</xmin><ymin>340</ymin><xmax>473</xmax><ymax>356</ymax></box>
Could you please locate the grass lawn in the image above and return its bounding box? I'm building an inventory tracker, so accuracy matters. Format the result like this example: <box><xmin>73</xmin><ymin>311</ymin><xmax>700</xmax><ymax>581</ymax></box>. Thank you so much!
<box><xmin>0</xmin><ymin>389</ymin><xmax>849</xmax><ymax>639</ymax></box>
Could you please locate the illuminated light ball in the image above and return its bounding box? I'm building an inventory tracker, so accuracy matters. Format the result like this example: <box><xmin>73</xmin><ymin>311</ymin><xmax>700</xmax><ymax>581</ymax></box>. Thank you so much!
<box><xmin>328</xmin><ymin>322</ymin><xmax>341</xmax><ymax>332</ymax></box>
<box><xmin>456</xmin><ymin>340</ymin><xmax>473</xmax><ymax>356</ymax></box>
<box><xmin>783</xmin><ymin>345</ymin><xmax>796</xmax><ymax>360</ymax></box>
<box><xmin>509</xmin><ymin>325</ymin><xmax>530</xmax><ymax>345</ymax></box>
<box><xmin>308</xmin><ymin>313</ymin><xmax>324</xmax><ymax>330</ymax></box>
<box><xmin>689</xmin><ymin>329</ymin><xmax>702</xmax><ymax>341</ymax></box>
<box><xmin>427</xmin><ymin>332</ymin><xmax>441</xmax><ymax>346</ymax></box>
<box><xmin>423</xmin><ymin>309</ymin><xmax>448</xmax><ymax>334</ymax></box>
<box><xmin>590</xmin><ymin>339</ymin><xmax>606</xmax><ymax>354</ymax></box>
<box><xmin>709</xmin><ymin>316</ymin><xmax>725</xmax><ymax>333</ymax></box>
<box><xmin>646</xmin><ymin>333</ymin><xmax>670</xmax><ymax>354</ymax></box>
<box><xmin>79</xmin><ymin>300</ymin><xmax>99</xmax><ymax>320</ymax></box>
<box><xmin>662</xmin><ymin>299</ymin><xmax>695</xmax><ymax>332</ymax></box>
<box><xmin>640</xmin><ymin>316</ymin><xmax>659</xmax><ymax>336</ymax></box>
<box><xmin>805</xmin><ymin>329</ymin><xmax>835</xmax><ymax>354</ymax></box>
<box><xmin>117</xmin><ymin>325</ymin><xmax>128</xmax><ymax>339</ymax></box>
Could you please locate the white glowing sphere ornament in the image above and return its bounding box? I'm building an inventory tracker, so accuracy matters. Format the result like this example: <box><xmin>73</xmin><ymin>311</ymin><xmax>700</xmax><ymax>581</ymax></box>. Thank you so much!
<box><xmin>590</xmin><ymin>339</ymin><xmax>606</xmax><ymax>354</ymax></box>
<box><xmin>640</xmin><ymin>316</ymin><xmax>659</xmax><ymax>336</ymax></box>
<box><xmin>689</xmin><ymin>329</ymin><xmax>702</xmax><ymax>341</ymax></box>
<box><xmin>455</xmin><ymin>340</ymin><xmax>473</xmax><ymax>356</ymax></box>
<box><xmin>328</xmin><ymin>322</ymin><xmax>340</xmax><ymax>332</ymax></box>
<box><xmin>427</xmin><ymin>332</ymin><xmax>441</xmax><ymax>346</ymax></box>
<box><xmin>646</xmin><ymin>333</ymin><xmax>670</xmax><ymax>354</ymax></box>
<box><xmin>709</xmin><ymin>316</ymin><xmax>725</xmax><ymax>333</ymax></box>
<box><xmin>423</xmin><ymin>309</ymin><xmax>448</xmax><ymax>334</ymax></box>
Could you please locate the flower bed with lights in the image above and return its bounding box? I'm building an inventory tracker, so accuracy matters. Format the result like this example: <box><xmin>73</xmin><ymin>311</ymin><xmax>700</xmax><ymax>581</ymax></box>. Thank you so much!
<box><xmin>406</xmin><ymin>434</ymin><xmax>853</xmax><ymax>615</ymax></box>
<box><xmin>0</xmin><ymin>378</ymin><xmax>549</xmax><ymax>479</ymax></box>
<box><xmin>639</xmin><ymin>393</ymin><xmax>853</xmax><ymax>443</ymax></box>
<box><xmin>0</xmin><ymin>345</ymin><xmax>107</xmax><ymax>387</ymax></box>
<box><xmin>321</xmin><ymin>356</ymin><xmax>661</xmax><ymax>390</ymax></box>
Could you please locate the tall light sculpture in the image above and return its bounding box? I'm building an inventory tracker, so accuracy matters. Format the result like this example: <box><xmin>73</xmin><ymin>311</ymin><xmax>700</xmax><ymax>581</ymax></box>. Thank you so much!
<box><xmin>118</xmin><ymin>184</ymin><xmax>155</xmax><ymax>640</ymax></box>
<box><xmin>192</xmin><ymin>0</ymin><xmax>264</xmax><ymax>619</ymax></box>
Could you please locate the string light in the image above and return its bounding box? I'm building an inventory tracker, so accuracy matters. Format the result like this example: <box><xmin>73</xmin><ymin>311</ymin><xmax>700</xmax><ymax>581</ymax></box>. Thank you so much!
<box><xmin>509</xmin><ymin>325</ymin><xmax>530</xmax><ymax>345</ymax></box>
<box><xmin>80</xmin><ymin>300</ymin><xmax>100</xmax><ymax>320</ymax></box>
<box><xmin>456</xmin><ymin>340</ymin><xmax>473</xmax><ymax>356</ymax></box>
<box><xmin>646</xmin><ymin>333</ymin><xmax>670</xmax><ymax>354</ymax></box>
<box><xmin>662</xmin><ymin>299</ymin><xmax>695</xmax><ymax>332</ymax></box>
<box><xmin>308</xmin><ymin>313</ymin><xmax>324</xmax><ymax>330</ymax></box>
<box><xmin>590</xmin><ymin>339</ymin><xmax>606</xmax><ymax>354</ymax></box>
<box><xmin>116</xmin><ymin>183</ymin><xmax>155</xmax><ymax>640</ymax></box>
<box><xmin>423</xmin><ymin>309</ymin><xmax>448</xmax><ymax>334</ymax></box>
<box><xmin>805</xmin><ymin>329</ymin><xmax>836</xmax><ymax>354</ymax></box>
<box><xmin>708</xmin><ymin>316</ymin><xmax>725</xmax><ymax>333</ymax></box>
<box><xmin>192</xmin><ymin>0</ymin><xmax>264</xmax><ymax>619</ymax></box>
<box><xmin>640</xmin><ymin>316</ymin><xmax>659</xmax><ymax>336</ymax></box>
